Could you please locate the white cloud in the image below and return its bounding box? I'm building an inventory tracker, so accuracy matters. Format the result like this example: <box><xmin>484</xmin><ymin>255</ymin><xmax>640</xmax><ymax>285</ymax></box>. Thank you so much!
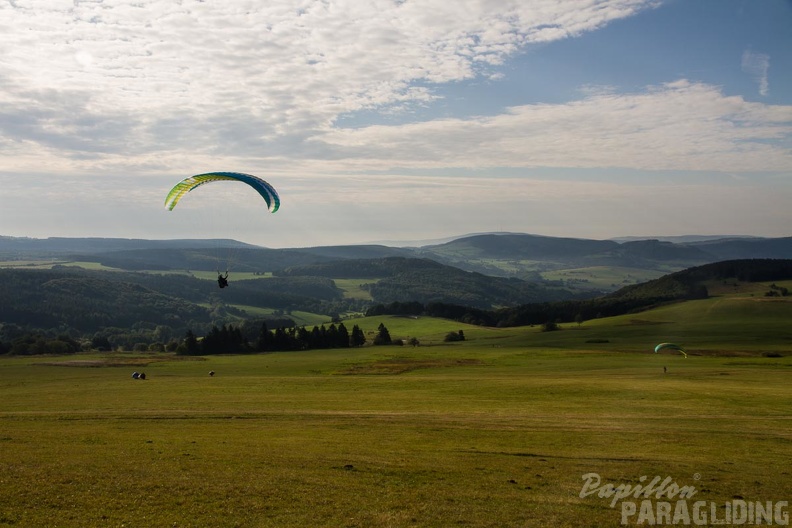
<box><xmin>320</xmin><ymin>80</ymin><xmax>792</xmax><ymax>173</ymax></box>
<box><xmin>1</xmin><ymin>2</ymin><xmax>787</xmax><ymax>178</ymax></box>
<box><xmin>0</xmin><ymin>0</ymin><xmax>659</xmax><ymax>173</ymax></box>
<box><xmin>1</xmin><ymin>1</ymin><xmax>790</xmax><ymax>245</ymax></box>
<box><xmin>741</xmin><ymin>49</ymin><xmax>770</xmax><ymax>96</ymax></box>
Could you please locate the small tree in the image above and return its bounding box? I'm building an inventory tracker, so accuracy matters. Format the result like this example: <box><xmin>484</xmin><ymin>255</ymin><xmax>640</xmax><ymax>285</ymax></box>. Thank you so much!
<box><xmin>541</xmin><ymin>321</ymin><xmax>560</xmax><ymax>332</ymax></box>
<box><xmin>178</xmin><ymin>329</ymin><xmax>201</xmax><ymax>356</ymax></box>
<box><xmin>256</xmin><ymin>321</ymin><xmax>272</xmax><ymax>352</ymax></box>
<box><xmin>443</xmin><ymin>331</ymin><xmax>465</xmax><ymax>342</ymax></box>
<box><xmin>336</xmin><ymin>323</ymin><xmax>350</xmax><ymax>348</ymax></box>
<box><xmin>350</xmin><ymin>325</ymin><xmax>366</xmax><ymax>347</ymax></box>
<box><xmin>373</xmin><ymin>323</ymin><xmax>392</xmax><ymax>345</ymax></box>
<box><xmin>91</xmin><ymin>334</ymin><xmax>112</xmax><ymax>351</ymax></box>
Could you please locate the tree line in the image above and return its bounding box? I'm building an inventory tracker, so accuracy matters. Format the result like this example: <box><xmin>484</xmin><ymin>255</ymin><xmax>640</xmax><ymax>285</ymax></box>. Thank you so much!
<box><xmin>0</xmin><ymin>321</ymin><xmax>396</xmax><ymax>356</ymax></box>
<box><xmin>176</xmin><ymin>321</ymin><xmax>390</xmax><ymax>355</ymax></box>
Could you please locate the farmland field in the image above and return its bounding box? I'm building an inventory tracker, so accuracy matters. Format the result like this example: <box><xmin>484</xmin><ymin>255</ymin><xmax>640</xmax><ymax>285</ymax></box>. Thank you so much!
<box><xmin>539</xmin><ymin>266</ymin><xmax>670</xmax><ymax>292</ymax></box>
<box><xmin>1</xmin><ymin>302</ymin><xmax>791</xmax><ymax>527</ymax></box>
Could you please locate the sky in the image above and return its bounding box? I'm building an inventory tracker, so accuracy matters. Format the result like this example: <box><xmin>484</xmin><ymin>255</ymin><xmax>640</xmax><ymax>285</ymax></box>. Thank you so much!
<box><xmin>1</xmin><ymin>0</ymin><xmax>791</xmax><ymax>248</ymax></box>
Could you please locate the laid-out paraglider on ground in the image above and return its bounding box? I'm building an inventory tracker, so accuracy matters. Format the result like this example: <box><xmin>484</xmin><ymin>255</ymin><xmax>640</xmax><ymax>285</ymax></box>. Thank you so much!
<box><xmin>654</xmin><ymin>342</ymin><xmax>687</xmax><ymax>358</ymax></box>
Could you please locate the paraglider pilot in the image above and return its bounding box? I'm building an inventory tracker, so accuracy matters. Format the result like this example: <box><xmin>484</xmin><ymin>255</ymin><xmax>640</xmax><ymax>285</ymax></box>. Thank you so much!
<box><xmin>217</xmin><ymin>271</ymin><xmax>229</xmax><ymax>289</ymax></box>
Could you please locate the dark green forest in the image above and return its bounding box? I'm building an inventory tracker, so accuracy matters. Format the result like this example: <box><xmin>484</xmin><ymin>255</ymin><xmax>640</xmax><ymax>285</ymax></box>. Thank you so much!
<box><xmin>3</xmin><ymin>258</ymin><xmax>792</xmax><ymax>355</ymax></box>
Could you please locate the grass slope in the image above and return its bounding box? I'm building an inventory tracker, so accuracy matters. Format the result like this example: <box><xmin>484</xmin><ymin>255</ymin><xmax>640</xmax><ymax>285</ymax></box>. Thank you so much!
<box><xmin>1</xmin><ymin>293</ymin><xmax>790</xmax><ymax>527</ymax></box>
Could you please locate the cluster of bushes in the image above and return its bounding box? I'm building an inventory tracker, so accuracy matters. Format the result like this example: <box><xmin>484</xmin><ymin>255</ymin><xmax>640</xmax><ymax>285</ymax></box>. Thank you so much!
<box><xmin>765</xmin><ymin>284</ymin><xmax>789</xmax><ymax>297</ymax></box>
<box><xmin>443</xmin><ymin>330</ymin><xmax>466</xmax><ymax>342</ymax></box>
<box><xmin>0</xmin><ymin>334</ymin><xmax>81</xmax><ymax>355</ymax></box>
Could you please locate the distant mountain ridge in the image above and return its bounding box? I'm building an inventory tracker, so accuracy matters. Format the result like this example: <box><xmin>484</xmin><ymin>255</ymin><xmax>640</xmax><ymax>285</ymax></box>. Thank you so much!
<box><xmin>3</xmin><ymin>233</ymin><xmax>792</xmax><ymax>279</ymax></box>
<box><xmin>420</xmin><ymin>233</ymin><xmax>618</xmax><ymax>259</ymax></box>
<box><xmin>609</xmin><ymin>235</ymin><xmax>761</xmax><ymax>243</ymax></box>
<box><xmin>0</xmin><ymin>236</ymin><xmax>258</xmax><ymax>254</ymax></box>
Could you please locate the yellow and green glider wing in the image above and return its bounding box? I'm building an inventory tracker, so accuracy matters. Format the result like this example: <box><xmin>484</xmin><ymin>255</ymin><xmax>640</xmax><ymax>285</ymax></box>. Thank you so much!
<box><xmin>165</xmin><ymin>172</ymin><xmax>280</xmax><ymax>213</ymax></box>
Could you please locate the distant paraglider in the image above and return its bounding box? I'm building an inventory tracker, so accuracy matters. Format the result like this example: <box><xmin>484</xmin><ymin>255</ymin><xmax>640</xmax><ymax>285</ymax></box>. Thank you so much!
<box><xmin>654</xmin><ymin>343</ymin><xmax>687</xmax><ymax>358</ymax></box>
<box><xmin>164</xmin><ymin>172</ymin><xmax>280</xmax><ymax>212</ymax></box>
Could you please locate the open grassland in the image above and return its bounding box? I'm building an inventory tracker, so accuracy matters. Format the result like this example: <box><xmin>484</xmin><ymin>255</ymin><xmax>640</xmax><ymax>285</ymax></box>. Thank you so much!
<box><xmin>0</xmin><ymin>260</ymin><xmax>123</xmax><ymax>271</ymax></box>
<box><xmin>334</xmin><ymin>278</ymin><xmax>377</xmax><ymax>301</ymax></box>
<box><xmin>228</xmin><ymin>305</ymin><xmax>330</xmax><ymax>327</ymax></box>
<box><xmin>540</xmin><ymin>266</ymin><xmax>669</xmax><ymax>292</ymax></box>
<box><xmin>1</xmin><ymin>296</ymin><xmax>791</xmax><ymax>527</ymax></box>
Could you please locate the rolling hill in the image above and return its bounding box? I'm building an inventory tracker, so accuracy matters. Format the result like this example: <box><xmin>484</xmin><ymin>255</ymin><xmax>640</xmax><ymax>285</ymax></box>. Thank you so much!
<box><xmin>367</xmin><ymin>258</ymin><xmax>792</xmax><ymax>329</ymax></box>
<box><xmin>280</xmin><ymin>256</ymin><xmax>581</xmax><ymax>309</ymax></box>
<box><xmin>4</xmin><ymin>233</ymin><xmax>792</xmax><ymax>279</ymax></box>
<box><xmin>3</xmin><ymin>250</ymin><xmax>792</xmax><ymax>353</ymax></box>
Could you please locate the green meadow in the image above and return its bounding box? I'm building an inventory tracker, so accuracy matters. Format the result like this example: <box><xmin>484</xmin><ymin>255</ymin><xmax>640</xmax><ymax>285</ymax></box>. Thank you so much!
<box><xmin>539</xmin><ymin>266</ymin><xmax>670</xmax><ymax>292</ymax></box>
<box><xmin>1</xmin><ymin>294</ymin><xmax>791</xmax><ymax>527</ymax></box>
<box><xmin>0</xmin><ymin>260</ymin><xmax>123</xmax><ymax>271</ymax></box>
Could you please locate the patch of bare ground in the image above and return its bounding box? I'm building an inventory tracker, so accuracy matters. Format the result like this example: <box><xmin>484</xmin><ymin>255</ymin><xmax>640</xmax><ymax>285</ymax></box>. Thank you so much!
<box><xmin>339</xmin><ymin>357</ymin><xmax>483</xmax><ymax>375</ymax></box>
<box><xmin>35</xmin><ymin>356</ymin><xmax>206</xmax><ymax>368</ymax></box>
<box><xmin>619</xmin><ymin>319</ymin><xmax>671</xmax><ymax>326</ymax></box>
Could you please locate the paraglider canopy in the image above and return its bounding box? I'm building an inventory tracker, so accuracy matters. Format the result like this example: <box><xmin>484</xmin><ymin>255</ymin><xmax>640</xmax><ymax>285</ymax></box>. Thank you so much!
<box><xmin>654</xmin><ymin>343</ymin><xmax>687</xmax><ymax>358</ymax></box>
<box><xmin>164</xmin><ymin>171</ymin><xmax>280</xmax><ymax>276</ymax></box>
<box><xmin>165</xmin><ymin>172</ymin><xmax>280</xmax><ymax>213</ymax></box>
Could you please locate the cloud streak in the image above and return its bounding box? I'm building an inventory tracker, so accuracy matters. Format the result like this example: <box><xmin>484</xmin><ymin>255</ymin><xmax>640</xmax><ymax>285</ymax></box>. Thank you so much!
<box><xmin>742</xmin><ymin>49</ymin><xmax>770</xmax><ymax>96</ymax></box>
<box><xmin>318</xmin><ymin>80</ymin><xmax>792</xmax><ymax>173</ymax></box>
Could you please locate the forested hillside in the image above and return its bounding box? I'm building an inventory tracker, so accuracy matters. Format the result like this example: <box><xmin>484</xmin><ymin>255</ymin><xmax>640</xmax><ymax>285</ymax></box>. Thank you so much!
<box><xmin>367</xmin><ymin>259</ymin><xmax>792</xmax><ymax>327</ymax></box>
<box><xmin>0</xmin><ymin>269</ymin><xmax>209</xmax><ymax>331</ymax></box>
<box><xmin>279</xmin><ymin>257</ymin><xmax>582</xmax><ymax>308</ymax></box>
<box><xmin>0</xmin><ymin>268</ymin><xmax>346</xmax><ymax>348</ymax></box>
<box><xmin>3</xmin><ymin>240</ymin><xmax>792</xmax><ymax>355</ymax></box>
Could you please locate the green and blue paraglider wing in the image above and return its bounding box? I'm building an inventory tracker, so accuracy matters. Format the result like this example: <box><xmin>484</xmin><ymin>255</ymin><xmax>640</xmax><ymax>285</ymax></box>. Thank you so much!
<box><xmin>654</xmin><ymin>343</ymin><xmax>687</xmax><ymax>358</ymax></box>
<box><xmin>165</xmin><ymin>172</ymin><xmax>280</xmax><ymax>213</ymax></box>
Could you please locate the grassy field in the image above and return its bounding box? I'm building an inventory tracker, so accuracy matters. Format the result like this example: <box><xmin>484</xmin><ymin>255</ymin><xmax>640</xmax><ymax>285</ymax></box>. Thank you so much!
<box><xmin>0</xmin><ymin>260</ymin><xmax>123</xmax><ymax>271</ymax></box>
<box><xmin>1</xmin><ymin>298</ymin><xmax>791</xmax><ymax>527</ymax></box>
<box><xmin>334</xmin><ymin>278</ymin><xmax>377</xmax><ymax>301</ymax></box>
<box><xmin>228</xmin><ymin>305</ymin><xmax>331</xmax><ymax>327</ymax></box>
<box><xmin>539</xmin><ymin>266</ymin><xmax>670</xmax><ymax>292</ymax></box>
